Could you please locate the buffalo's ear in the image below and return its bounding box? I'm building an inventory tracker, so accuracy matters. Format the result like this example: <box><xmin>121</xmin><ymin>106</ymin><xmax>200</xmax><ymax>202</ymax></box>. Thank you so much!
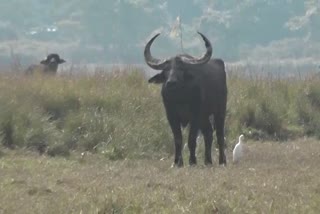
<box><xmin>148</xmin><ymin>72</ymin><xmax>165</xmax><ymax>84</ymax></box>
<box><xmin>59</xmin><ymin>59</ymin><xmax>66</xmax><ymax>64</ymax></box>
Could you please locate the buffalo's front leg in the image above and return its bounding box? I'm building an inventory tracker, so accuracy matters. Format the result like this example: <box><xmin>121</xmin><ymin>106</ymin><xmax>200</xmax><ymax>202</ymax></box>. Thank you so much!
<box><xmin>164</xmin><ymin>100</ymin><xmax>184</xmax><ymax>167</ymax></box>
<box><xmin>167</xmin><ymin>117</ymin><xmax>183</xmax><ymax>167</ymax></box>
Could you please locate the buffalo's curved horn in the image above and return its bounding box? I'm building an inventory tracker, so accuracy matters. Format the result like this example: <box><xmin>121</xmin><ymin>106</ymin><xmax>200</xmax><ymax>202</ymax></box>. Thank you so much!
<box><xmin>181</xmin><ymin>32</ymin><xmax>212</xmax><ymax>65</ymax></box>
<box><xmin>144</xmin><ymin>33</ymin><xmax>169</xmax><ymax>70</ymax></box>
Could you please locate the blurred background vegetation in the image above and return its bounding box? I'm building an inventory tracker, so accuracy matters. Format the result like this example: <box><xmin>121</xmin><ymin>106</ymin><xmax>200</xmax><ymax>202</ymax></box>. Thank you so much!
<box><xmin>0</xmin><ymin>1</ymin><xmax>319</xmax><ymax>65</ymax></box>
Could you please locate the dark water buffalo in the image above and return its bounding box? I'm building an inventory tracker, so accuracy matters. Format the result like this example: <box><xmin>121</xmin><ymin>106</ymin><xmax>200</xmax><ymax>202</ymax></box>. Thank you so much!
<box><xmin>144</xmin><ymin>32</ymin><xmax>227</xmax><ymax>167</ymax></box>
<box><xmin>25</xmin><ymin>53</ymin><xmax>66</xmax><ymax>75</ymax></box>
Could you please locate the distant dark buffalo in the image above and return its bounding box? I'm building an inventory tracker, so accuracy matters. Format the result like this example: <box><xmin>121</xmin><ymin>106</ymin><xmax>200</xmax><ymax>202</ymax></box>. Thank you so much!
<box><xmin>144</xmin><ymin>32</ymin><xmax>227</xmax><ymax>167</ymax></box>
<box><xmin>25</xmin><ymin>53</ymin><xmax>66</xmax><ymax>75</ymax></box>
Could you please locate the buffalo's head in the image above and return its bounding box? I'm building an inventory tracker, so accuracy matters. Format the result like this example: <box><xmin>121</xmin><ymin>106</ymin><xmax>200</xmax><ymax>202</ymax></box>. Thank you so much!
<box><xmin>41</xmin><ymin>53</ymin><xmax>66</xmax><ymax>65</ymax></box>
<box><xmin>40</xmin><ymin>53</ymin><xmax>66</xmax><ymax>73</ymax></box>
<box><xmin>144</xmin><ymin>32</ymin><xmax>212</xmax><ymax>91</ymax></box>
<box><xmin>41</xmin><ymin>53</ymin><xmax>66</xmax><ymax>71</ymax></box>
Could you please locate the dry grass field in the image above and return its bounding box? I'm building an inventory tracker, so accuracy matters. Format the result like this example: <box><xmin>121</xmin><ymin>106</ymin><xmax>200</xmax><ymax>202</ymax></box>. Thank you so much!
<box><xmin>1</xmin><ymin>138</ymin><xmax>320</xmax><ymax>214</ymax></box>
<box><xmin>1</xmin><ymin>68</ymin><xmax>320</xmax><ymax>213</ymax></box>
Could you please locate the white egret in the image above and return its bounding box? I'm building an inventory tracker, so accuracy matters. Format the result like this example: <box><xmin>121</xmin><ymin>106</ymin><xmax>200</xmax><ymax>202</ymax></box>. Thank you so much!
<box><xmin>233</xmin><ymin>134</ymin><xmax>245</xmax><ymax>163</ymax></box>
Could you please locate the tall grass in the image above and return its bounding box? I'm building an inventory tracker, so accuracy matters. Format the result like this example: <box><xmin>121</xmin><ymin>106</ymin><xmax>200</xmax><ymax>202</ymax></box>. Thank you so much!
<box><xmin>0</xmin><ymin>68</ymin><xmax>320</xmax><ymax>158</ymax></box>
<box><xmin>226</xmin><ymin>71</ymin><xmax>320</xmax><ymax>141</ymax></box>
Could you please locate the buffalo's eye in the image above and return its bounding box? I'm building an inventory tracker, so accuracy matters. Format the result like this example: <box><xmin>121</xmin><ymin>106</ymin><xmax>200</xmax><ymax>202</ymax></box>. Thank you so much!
<box><xmin>162</xmin><ymin>69</ymin><xmax>170</xmax><ymax>79</ymax></box>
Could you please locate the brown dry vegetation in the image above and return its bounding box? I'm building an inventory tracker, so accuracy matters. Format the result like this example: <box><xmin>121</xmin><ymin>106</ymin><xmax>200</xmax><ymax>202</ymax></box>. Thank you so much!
<box><xmin>1</xmin><ymin>138</ymin><xmax>320</xmax><ymax>213</ymax></box>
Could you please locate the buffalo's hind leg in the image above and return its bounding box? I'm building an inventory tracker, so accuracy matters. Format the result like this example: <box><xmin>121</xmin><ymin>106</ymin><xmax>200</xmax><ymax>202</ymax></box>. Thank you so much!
<box><xmin>173</xmin><ymin>131</ymin><xmax>183</xmax><ymax>167</ymax></box>
<box><xmin>201</xmin><ymin>119</ymin><xmax>213</xmax><ymax>165</ymax></box>
<box><xmin>215</xmin><ymin>114</ymin><xmax>227</xmax><ymax>165</ymax></box>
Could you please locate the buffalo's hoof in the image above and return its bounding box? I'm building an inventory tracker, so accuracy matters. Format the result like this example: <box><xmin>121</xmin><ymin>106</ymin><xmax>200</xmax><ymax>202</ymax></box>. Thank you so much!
<box><xmin>189</xmin><ymin>157</ymin><xmax>197</xmax><ymax>166</ymax></box>
<box><xmin>205</xmin><ymin>157</ymin><xmax>212</xmax><ymax>166</ymax></box>
<box><xmin>219</xmin><ymin>155</ymin><xmax>227</xmax><ymax>166</ymax></box>
<box><xmin>172</xmin><ymin>158</ymin><xmax>184</xmax><ymax>168</ymax></box>
<box><xmin>205</xmin><ymin>161</ymin><xmax>213</xmax><ymax>166</ymax></box>
<box><xmin>219</xmin><ymin>160</ymin><xmax>227</xmax><ymax>166</ymax></box>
